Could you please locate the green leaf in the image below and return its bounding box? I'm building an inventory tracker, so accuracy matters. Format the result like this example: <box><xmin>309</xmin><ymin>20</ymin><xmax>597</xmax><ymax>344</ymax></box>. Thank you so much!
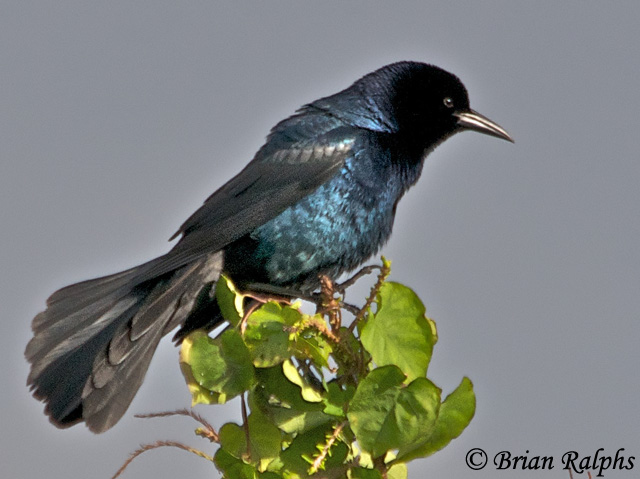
<box><xmin>323</xmin><ymin>381</ymin><xmax>354</xmax><ymax>417</ymax></box>
<box><xmin>347</xmin><ymin>365</ymin><xmax>441</xmax><ymax>458</ymax></box>
<box><xmin>252</xmin><ymin>366</ymin><xmax>331</xmax><ymax>435</ymax></box>
<box><xmin>291</xmin><ymin>320</ymin><xmax>333</xmax><ymax>368</ymax></box>
<box><xmin>219</xmin><ymin>422</ymin><xmax>247</xmax><ymax>459</ymax></box>
<box><xmin>216</xmin><ymin>275</ymin><xmax>245</xmax><ymax>326</ymax></box>
<box><xmin>219</xmin><ymin>412</ymin><xmax>282</xmax><ymax>471</ymax></box>
<box><xmin>244</xmin><ymin>302</ymin><xmax>299</xmax><ymax>367</ymax></box>
<box><xmin>248</xmin><ymin>411</ymin><xmax>282</xmax><ymax>471</ymax></box>
<box><xmin>349</xmin><ymin>467</ymin><xmax>383</xmax><ymax>479</ymax></box>
<box><xmin>257</xmin><ymin>472</ymin><xmax>282</xmax><ymax>479</ymax></box>
<box><xmin>179</xmin><ymin>331</ymin><xmax>220</xmax><ymax>405</ymax></box>
<box><xmin>282</xmin><ymin>360</ymin><xmax>323</xmax><ymax>403</ymax></box>
<box><xmin>361</xmin><ymin>282</ymin><xmax>436</xmax><ymax>382</ymax></box>
<box><xmin>348</xmin><ymin>365</ymin><xmax>406</xmax><ymax>456</ymax></box>
<box><xmin>181</xmin><ymin>267</ymin><xmax>475</xmax><ymax>478</ymax></box>
<box><xmin>387</xmin><ymin>463</ymin><xmax>408</xmax><ymax>479</ymax></box>
<box><xmin>264</xmin><ymin>403</ymin><xmax>330</xmax><ymax>436</ymax></box>
<box><xmin>215</xmin><ymin>447</ymin><xmax>281</xmax><ymax>479</ymax></box>
<box><xmin>181</xmin><ymin>330</ymin><xmax>254</xmax><ymax>404</ymax></box>
<box><xmin>214</xmin><ymin>448</ymin><xmax>256</xmax><ymax>479</ymax></box>
<box><xmin>396</xmin><ymin>377</ymin><xmax>476</xmax><ymax>462</ymax></box>
<box><xmin>278</xmin><ymin>423</ymin><xmax>340</xmax><ymax>477</ymax></box>
<box><xmin>323</xmin><ymin>440</ymin><xmax>350</xmax><ymax>471</ymax></box>
<box><xmin>335</xmin><ymin>326</ymin><xmax>370</xmax><ymax>378</ymax></box>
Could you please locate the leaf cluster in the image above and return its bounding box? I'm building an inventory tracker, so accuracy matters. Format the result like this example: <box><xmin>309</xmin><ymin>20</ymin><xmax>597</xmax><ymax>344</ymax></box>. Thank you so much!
<box><xmin>136</xmin><ymin>259</ymin><xmax>476</xmax><ymax>478</ymax></box>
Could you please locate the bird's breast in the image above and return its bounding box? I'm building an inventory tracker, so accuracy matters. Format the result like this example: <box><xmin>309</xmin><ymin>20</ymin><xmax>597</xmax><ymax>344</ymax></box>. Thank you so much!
<box><xmin>242</xmin><ymin>163</ymin><xmax>403</xmax><ymax>289</ymax></box>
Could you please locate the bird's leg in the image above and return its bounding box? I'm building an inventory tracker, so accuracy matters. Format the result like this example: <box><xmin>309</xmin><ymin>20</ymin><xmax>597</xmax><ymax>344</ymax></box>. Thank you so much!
<box><xmin>243</xmin><ymin>282</ymin><xmax>315</xmax><ymax>302</ymax></box>
<box><xmin>243</xmin><ymin>280</ymin><xmax>360</xmax><ymax>319</ymax></box>
<box><xmin>239</xmin><ymin>299</ymin><xmax>263</xmax><ymax>336</ymax></box>
<box><xmin>237</xmin><ymin>288</ymin><xmax>296</xmax><ymax>335</ymax></box>
<box><xmin>317</xmin><ymin>264</ymin><xmax>383</xmax><ymax>320</ymax></box>
<box><xmin>318</xmin><ymin>275</ymin><xmax>341</xmax><ymax>332</ymax></box>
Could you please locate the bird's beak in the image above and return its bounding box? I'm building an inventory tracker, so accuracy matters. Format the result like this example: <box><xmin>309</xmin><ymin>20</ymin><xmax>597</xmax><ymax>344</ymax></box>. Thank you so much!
<box><xmin>454</xmin><ymin>109</ymin><xmax>514</xmax><ymax>143</ymax></box>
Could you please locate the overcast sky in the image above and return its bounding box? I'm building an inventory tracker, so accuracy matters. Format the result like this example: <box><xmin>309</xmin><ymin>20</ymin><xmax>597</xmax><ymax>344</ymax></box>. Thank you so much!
<box><xmin>2</xmin><ymin>2</ymin><xmax>639</xmax><ymax>478</ymax></box>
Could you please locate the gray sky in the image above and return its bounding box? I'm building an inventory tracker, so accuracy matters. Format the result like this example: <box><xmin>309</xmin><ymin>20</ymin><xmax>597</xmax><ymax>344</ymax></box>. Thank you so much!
<box><xmin>2</xmin><ymin>2</ymin><xmax>639</xmax><ymax>478</ymax></box>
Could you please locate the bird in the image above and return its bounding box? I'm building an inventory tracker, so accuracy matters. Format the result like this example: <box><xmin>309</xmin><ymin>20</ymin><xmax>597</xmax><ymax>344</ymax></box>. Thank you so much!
<box><xmin>26</xmin><ymin>61</ymin><xmax>513</xmax><ymax>433</ymax></box>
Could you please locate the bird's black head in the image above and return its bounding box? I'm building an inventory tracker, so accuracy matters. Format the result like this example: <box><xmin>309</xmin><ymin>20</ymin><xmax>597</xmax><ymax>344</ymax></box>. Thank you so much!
<box><xmin>311</xmin><ymin>61</ymin><xmax>512</xmax><ymax>151</ymax></box>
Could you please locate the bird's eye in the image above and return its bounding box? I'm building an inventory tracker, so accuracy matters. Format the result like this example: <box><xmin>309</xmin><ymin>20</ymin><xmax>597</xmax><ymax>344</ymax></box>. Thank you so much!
<box><xmin>443</xmin><ymin>97</ymin><xmax>454</xmax><ymax>109</ymax></box>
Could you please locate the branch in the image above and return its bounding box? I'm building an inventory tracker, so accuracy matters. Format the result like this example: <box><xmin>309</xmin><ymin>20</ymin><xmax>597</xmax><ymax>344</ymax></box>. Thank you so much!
<box><xmin>134</xmin><ymin>408</ymin><xmax>218</xmax><ymax>443</ymax></box>
<box><xmin>112</xmin><ymin>440</ymin><xmax>213</xmax><ymax>479</ymax></box>
<box><xmin>309</xmin><ymin>421</ymin><xmax>347</xmax><ymax>475</ymax></box>
<box><xmin>349</xmin><ymin>258</ymin><xmax>391</xmax><ymax>331</ymax></box>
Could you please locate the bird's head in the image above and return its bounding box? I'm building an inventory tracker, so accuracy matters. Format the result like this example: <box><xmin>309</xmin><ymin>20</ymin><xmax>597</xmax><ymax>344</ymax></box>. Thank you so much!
<box><xmin>311</xmin><ymin>61</ymin><xmax>513</xmax><ymax>150</ymax></box>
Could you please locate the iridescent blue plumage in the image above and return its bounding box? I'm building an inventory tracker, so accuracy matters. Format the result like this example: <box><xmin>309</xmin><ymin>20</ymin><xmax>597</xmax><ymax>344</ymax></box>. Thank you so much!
<box><xmin>243</xmin><ymin>133</ymin><xmax>424</xmax><ymax>288</ymax></box>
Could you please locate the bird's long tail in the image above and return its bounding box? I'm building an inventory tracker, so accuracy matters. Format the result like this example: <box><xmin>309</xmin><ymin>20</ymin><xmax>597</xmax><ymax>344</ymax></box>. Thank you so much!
<box><xmin>25</xmin><ymin>251</ymin><xmax>223</xmax><ymax>433</ymax></box>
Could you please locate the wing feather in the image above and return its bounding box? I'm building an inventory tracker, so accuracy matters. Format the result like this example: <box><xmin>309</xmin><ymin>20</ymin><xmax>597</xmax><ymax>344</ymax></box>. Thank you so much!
<box><xmin>136</xmin><ymin>120</ymin><xmax>357</xmax><ymax>282</ymax></box>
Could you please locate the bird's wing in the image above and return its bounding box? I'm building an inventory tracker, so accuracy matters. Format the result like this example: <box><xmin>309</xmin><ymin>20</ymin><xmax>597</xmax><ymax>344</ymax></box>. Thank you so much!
<box><xmin>136</xmin><ymin>124</ymin><xmax>357</xmax><ymax>281</ymax></box>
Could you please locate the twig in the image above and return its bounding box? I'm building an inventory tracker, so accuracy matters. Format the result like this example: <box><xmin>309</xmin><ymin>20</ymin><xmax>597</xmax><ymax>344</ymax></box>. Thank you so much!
<box><xmin>340</xmin><ymin>301</ymin><xmax>360</xmax><ymax>316</ymax></box>
<box><xmin>348</xmin><ymin>259</ymin><xmax>391</xmax><ymax>332</ymax></box>
<box><xmin>309</xmin><ymin>421</ymin><xmax>347</xmax><ymax>475</ymax></box>
<box><xmin>112</xmin><ymin>440</ymin><xmax>214</xmax><ymax>479</ymax></box>
<box><xmin>336</xmin><ymin>264</ymin><xmax>381</xmax><ymax>293</ymax></box>
<box><xmin>373</xmin><ymin>454</ymin><xmax>388</xmax><ymax>479</ymax></box>
<box><xmin>134</xmin><ymin>408</ymin><xmax>218</xmax><ymax>443</ymax></box>
<box><xmin>297</xmin><ymin>317</ymin><xmax>340</xmax><ymax>344</ymax></box>
<box><xmin>241</xmin><ymin>393</ymin><xmax>251</xmax><ymax>461</ymax></box>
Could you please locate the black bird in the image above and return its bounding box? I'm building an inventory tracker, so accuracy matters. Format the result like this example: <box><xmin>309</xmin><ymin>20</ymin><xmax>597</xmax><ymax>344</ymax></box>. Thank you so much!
<box><xmin>26</xmin><ymin>61</ymin><xmax>513</xmax><ymax>433</ymax></box>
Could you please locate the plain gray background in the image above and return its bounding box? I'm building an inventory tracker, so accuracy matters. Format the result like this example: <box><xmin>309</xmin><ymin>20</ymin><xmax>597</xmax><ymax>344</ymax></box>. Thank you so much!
<box><xmin>3</xmin><ymin>2</ymin><xmax>639</xmax><ymax>478</ymax></box>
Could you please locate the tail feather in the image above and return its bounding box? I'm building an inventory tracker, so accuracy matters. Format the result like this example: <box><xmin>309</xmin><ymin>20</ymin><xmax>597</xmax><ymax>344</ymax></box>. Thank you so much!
<box><xmin>81</xmin><ymin>306</ymin><xmax>170</xmax><ymax>433</ymax></box>
<box><xmin>32</xmin><ymin>265</ymin><xmax>142</xmax><ymax>330</ymax></box>
<box><xmin>28</xmin><ymin>311</ymin><xmax>136</xmax><ymax>426</ymax></box>
<box><xmin>26</xmin><ymin>296</ymin><xmax>142</xmax><ymax>381</ymax></box>
<box><xmin>26</xmin><ymin>251</ymin><xmax>223</xmax><ymax>432</ymax></box>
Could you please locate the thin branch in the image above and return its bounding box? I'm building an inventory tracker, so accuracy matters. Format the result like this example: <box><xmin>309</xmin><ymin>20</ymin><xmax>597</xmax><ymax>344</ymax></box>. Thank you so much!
<box><xmin>349</xmin><ymin>260</ymin><xmax>391</xmax><ymax>332</ymax></box>
<box><xmin>309</xmin><ymin>421</ymin><xmax>347</xmax><ymax>475</ymax></box>
<box><xmin>297</xmin><ymin>317</ymin><xmax>340</xmax><ymax>344</ymax></box>
<box><xmin>112</xmin><ymin>441</ymin><xmax>213</xmax><ymax>479</ymax></box>
<box><xmin>336</xmin><ymin>264</ymin><xmax>381</xmax><ymax>293</ymax></box>
<box><xmin>340</xmin><ymin>301</ymin><xmax>360</xmax><ymax>316</ymax></box>
<box><xmin>134</xmin><ymin>408</ymin><xmax>218</xmax><ymax>443</ymax></box>
<box><xmin>241</xmin><ymin>393</ymin><xmax>251</xmax><ymax>461</ymax></box>
<box><xmin>373</xmin><ymin>454</ymin><xmax>389</xmax><ymax>479</ymax></box>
